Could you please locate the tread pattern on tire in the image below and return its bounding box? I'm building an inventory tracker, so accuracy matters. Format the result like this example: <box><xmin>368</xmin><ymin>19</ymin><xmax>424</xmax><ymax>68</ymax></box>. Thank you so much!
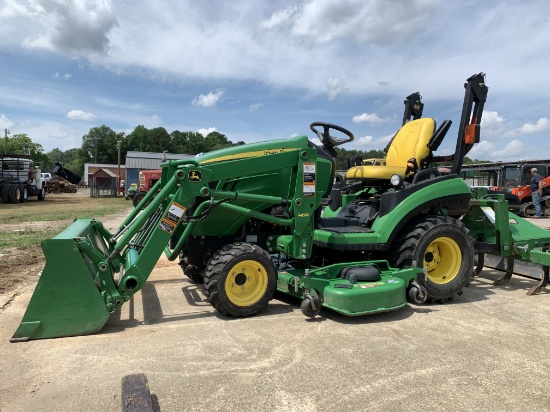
<box><xmin>389</xmin><ymin>215</ymin><xmax>473</xmax><ymax>300</ymax></box>
<box><xmin>203</xmin><ymin>242</ymin><xmax>276</xmax><ymax>317</ymax></box>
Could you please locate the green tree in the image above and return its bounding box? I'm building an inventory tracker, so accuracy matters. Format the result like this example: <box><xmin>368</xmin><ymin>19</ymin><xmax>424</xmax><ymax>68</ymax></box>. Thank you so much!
<box><xmin>334</xmin><ymin>147</ymin><xmax>386</xmax><ymax>170</ymax></box>
<box><xmin>126</xmin><ymin>125</ymin><xmax>151</xmax><ymax>152</ymax></box>
<box><xmin>149</xmin><ymin>127</ymin><xmax>172</xmax><ymax>153</ymax></box>
<box><xmin>80</xmin><ymin>125</ymin><xmax>125</xmax><ymax>164</ymax></box>
<box><xmin>170</xmin><ymin>130</ymin><xmax>191</xmax><ymax>154</ymax></box>
<box><xmin>463</xmin><ymin>156</ymin><xmax>489</xmax><ymax>164</ymax></box>
<box><xmin>5</xmin><ymin>133</ymin><xmax>52</xmax><ymax>171</ymax></box>
<box><xmin>204</xmin><ymin>131</ymin><xmax>232</xmax><ymax>151</ymax></box>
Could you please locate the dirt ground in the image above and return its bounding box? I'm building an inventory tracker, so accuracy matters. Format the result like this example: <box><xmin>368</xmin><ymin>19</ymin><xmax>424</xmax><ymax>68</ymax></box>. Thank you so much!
<box><xmin>0</xmin><ymin>205</ymin><xmax>134</xmax><ymax>308</ymax></box>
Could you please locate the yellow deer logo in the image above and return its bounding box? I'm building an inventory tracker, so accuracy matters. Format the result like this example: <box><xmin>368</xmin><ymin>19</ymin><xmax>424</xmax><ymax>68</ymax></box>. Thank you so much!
<box><xmin>189</xmin><ymin>170</ymin><xmax>202</xmax><ymax>182</ymax></box>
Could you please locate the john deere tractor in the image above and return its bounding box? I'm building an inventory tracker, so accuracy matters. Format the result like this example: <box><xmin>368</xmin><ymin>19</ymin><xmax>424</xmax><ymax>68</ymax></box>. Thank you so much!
<box><xmin>15</xmin><ymin>72</ymin><xmax>549</xmax><ymax>342</ymax></box>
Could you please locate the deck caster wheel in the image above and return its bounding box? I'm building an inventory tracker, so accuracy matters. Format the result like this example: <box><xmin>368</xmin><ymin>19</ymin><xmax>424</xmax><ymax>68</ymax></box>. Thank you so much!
<box><xmin>300</xmin><ymin>295</ymin><xmax>321</xmax><ymax>318</ymax></box>
<box><xmin>408</xmin><ymin>284</ymin><xmax>428</xmax><ymax>305</ymax></box>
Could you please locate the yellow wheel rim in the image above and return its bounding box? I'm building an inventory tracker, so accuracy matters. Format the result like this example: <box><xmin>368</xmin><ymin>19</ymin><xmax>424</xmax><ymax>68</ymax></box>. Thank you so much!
<box><xmin>224</xmin><ymin>260</ymin><xmax>268</xmax><ymax>307</ymax></box>
<box><xmin>424</xmin><ymin>236</ymin><xmax>461</xmax><ymax>285</ymax></box>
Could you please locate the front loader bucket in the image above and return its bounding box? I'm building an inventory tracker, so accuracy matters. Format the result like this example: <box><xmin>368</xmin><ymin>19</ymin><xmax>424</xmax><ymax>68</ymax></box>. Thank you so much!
<box><xmin>10</xmin><ymin>219</ymin><xmax>110</xmax><ymax>342</ymax></box>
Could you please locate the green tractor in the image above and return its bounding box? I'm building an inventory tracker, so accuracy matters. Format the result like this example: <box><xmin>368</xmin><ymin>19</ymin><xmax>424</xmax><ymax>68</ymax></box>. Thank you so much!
<box><xmin>11</xmin><ymin>72</ymin><xmax>550</xmax><ymax>342</ymax></box>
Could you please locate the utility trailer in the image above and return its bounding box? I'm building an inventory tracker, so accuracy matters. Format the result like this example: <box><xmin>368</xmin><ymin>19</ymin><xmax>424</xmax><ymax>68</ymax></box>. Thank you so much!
<box><xmin>0</xmin><ymin>155</ymin><xmax>46</xmax><ymax>203</ymax></box>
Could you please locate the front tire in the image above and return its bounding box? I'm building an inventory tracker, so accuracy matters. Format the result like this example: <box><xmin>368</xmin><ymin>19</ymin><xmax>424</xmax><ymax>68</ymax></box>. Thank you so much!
<box><xmin>19</xmin><ymin>185</ymin><xmax>28</xmax><ymax>202</ymax></box>
<box><xmin>132</xmin><ymin>192</ymin><xmax>147</xmax><ymax>208</ymax></box>
<box><xmin>204</xmin><ymin>243</ymin><xmax>277</xmax><ymax>317</ymax></box>
<box><xmin>390</xmin><ymin>215</ymin><xmax>473</xmax><ymax>300</ymax></box>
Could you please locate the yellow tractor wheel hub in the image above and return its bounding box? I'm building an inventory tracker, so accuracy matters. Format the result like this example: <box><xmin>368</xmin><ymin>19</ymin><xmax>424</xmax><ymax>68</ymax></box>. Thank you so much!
<box><xmin>424</xmin><ymin>236</ymin><xmax>461</xmax><ymax>285</ymax></box>
<box><xmin>225</xmin><ymin>260</ymin><xmax>268</xmax><ymax>307</ymax></box>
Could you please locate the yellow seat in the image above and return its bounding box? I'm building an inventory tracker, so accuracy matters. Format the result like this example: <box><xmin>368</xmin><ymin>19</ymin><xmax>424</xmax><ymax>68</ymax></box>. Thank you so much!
<box><xmin>346</xmin><ymin>118</ymin><xmax>435</xmax><ymax>182</ymax></box>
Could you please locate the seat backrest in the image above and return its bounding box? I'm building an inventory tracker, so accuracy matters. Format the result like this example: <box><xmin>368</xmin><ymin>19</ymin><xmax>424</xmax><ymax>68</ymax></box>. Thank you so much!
<box><xmin>385</xmin><ymin>118</ymin><xmax>435</xmax><ymax>170</ymax></box>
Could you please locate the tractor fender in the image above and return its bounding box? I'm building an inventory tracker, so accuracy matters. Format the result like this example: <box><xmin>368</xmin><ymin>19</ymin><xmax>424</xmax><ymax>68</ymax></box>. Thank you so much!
<box><xmin>372</xmin><ymin>176</ymin><xmax>471</xmax><ymax>250</ymax></box>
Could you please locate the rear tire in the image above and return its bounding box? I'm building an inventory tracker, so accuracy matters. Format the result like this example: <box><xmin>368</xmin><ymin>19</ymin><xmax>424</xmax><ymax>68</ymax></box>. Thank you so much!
<box><xmin>389</xmin><ymin>215</ymin><xmax>473</xmax><ymax>300</ymax></box>
<box><xmin>1</xmin><ymin>184</ymin><xmax>10</xmax><ymax>202</ymax></box>
<box><xmin>37</xmin><ymin>188</ymin><xmax>45</xmax><ymax>201</ymax></box>
<box><xmin>204</xmin><ymin>243</ymin><xmax>277</xmax><ymax>317</ymax></box>
<box><xmin>8</xmin><ymin>184</ymin><xmax>20</xmax><ymax>203</ymax></box>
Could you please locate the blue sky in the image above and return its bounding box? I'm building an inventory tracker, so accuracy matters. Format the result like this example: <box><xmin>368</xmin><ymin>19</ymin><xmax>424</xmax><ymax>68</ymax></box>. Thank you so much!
<box><xmin>1</xmin><ymin>0</ymin><xmax>549</xmax><ymax>161</ymax></box>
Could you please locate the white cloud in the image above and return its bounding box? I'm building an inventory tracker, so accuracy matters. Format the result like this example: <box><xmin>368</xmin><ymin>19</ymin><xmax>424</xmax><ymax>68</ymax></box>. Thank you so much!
<box><xmin>0</xmin><ymin>0</ymin><xmax>32</xmax><ymax>18</ymax></box>
<box><xmin>499</xmin><ymin>117</ymin><xmax>550</xmax><ymax>138</ymax></box>
<box><xmin>517</xmin><ymin>117</ymin><xmax>550</xmax><ymax>135</ymax></box>
<box><xmin>355</xmin><ymin>133</ymin><xmax>392</xmax><ymax>150</ymax></box>
<box><xmin>481</xmin><ymin>111</ymin><xmax>505</xmax><ymax>129</ymax></box>
<box><xmin>357</xmin><ymin>135</ymin><xmax>374</xmax><ymax>145</ymax></box>
<box><xmin>192</xmin><ymin>90</ymin><xmax>224</xmax><ymax>108</ymax></box>
<box><xmin>326</xmin><ymin>77</ymin><xmax>347</xmax><ymax>100</ymax></box>
<box><xmin>249</xmin><ymin>103</ymin><xmax>263</xmax><ymax>111</ymax></box>
<box><xmin>258</xmin><ymin>7</ymin><xmax>297</xmax><ymax>30</ymax></box>
<box><xmin>352</xmin><ymin>112</ymin><xmax>390</xmax><ymax>125</ymax></box>
<box><xmin>22</xmin><ymin>0</ymin><xmax>118</xmax><ymax>55</ymax></box>
<box><xmin>378</xmin><ymin>133</ymin><xmax>395</xmax><ymax>144</ymax></box>
<box><xmin>290</xmin><ymin>0</ymin><xmax>438</xmax><ymax>46</ymax></box>
<box><xmin>0</xmin><ymin>114</ymin><xmax>15</xmax><ymax>129</ymax></box>
<box><xmin>66</xmin><ymin>110</ymin><xmax>96</xmax><ymax>121</ymax></box>
<box><xmin>52</xmin><ymin>72</ymin><xmax>72</xmax><ymax>80</ymax></box>
<box><xmin>469</xmin><ymin>139</ymin><xmax>528</xmax><ymax>161</ymax></box>
<box><xmin>198</xmin><ymin>127</ymin><xmax>217</xmax><ymax>137</ymax></box>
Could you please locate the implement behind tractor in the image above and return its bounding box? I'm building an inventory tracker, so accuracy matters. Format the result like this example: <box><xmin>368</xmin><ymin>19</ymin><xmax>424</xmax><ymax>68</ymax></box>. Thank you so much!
<box><xmin>11</xmin><ymin>73</ymin><xmax>550</xmax><ymax>342</ymax></box>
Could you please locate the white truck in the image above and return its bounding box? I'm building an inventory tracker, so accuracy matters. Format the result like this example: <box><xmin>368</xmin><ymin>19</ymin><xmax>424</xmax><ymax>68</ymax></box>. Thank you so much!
<box><xmin>0</xmin><ymin>155</ymin><xmax>46</xmax><ymax>203</ymax></box>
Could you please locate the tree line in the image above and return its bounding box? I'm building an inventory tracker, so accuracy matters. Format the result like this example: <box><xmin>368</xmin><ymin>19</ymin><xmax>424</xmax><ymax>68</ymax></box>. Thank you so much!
<box><xmin>4</xmin><ymin>125</ymin><xmax>243</xmax><ymax>177</ymax></box>
<box><xmin>3</xmin><ymin>124</ymin><xmax>486</xmax><ymax>177</ymax></box>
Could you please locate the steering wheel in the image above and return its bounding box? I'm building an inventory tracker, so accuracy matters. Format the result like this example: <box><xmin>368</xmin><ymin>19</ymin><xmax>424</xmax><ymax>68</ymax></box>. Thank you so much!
<box><xmin>310</xmin><ymin>122</ymin><xmax>354</xmax><ymax>147</ymax></box>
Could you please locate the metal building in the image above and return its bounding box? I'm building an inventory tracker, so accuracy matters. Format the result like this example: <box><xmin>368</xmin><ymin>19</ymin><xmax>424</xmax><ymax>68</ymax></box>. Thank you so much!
<box><xmin>125</xmin><ymin>151</ymin><xmax>193</xmax><ymax>190</ymax></box>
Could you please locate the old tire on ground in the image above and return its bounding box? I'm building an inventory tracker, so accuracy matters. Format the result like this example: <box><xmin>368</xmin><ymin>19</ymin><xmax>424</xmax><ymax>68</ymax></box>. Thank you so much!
<box><xmin>204</xmin><ymin>243</ymin><xmax>277</xmax><ymax>317</ymax></box>
<box><xmin>389</xmin><ymin>215</ymin><xmax>473</xmax><ymax>301</ymax></box>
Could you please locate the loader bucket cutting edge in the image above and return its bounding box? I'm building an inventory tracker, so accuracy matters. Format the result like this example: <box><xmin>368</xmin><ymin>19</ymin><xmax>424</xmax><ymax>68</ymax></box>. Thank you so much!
<box><xmin>10</xmin><ymin>219</ymin><xmax>111</xmax><ymax>342</ymax></box>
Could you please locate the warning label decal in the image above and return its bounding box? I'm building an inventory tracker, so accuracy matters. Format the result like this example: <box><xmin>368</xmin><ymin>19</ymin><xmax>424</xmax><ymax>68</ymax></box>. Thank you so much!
<box><xmin>303</xmin><ymin>162</ymin><xmax>316</xmax><ymax>197</ymax></box>
<box><xmin>159</xmin><ymin>202</ymin><xmax>186</xmax><ymax>234</ymax></box>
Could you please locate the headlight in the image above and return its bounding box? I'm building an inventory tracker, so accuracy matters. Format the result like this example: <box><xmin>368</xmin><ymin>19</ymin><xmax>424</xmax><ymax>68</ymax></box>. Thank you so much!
<box><xmin>390</xmin><ymin>174</ymin><xmax>403</xmax><ymax>187</ymax></box>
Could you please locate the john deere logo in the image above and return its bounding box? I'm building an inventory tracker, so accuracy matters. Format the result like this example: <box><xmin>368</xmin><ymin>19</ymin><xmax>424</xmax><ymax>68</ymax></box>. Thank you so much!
<box><xmin>189</xmin><ymin>170</ymin><xmax>202</xmax><ymax>182</ymax></box>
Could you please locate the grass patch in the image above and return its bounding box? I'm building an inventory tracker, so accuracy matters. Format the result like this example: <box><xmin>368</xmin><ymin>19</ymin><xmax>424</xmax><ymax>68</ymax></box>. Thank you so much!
<box><xmin>0</xmin><ymin>191</ymin><xmax>132</xmax><ymax>254</ymax></box>
<box><xmin>0</xmin><ymin>226</ymin><xmax>64</xmax><ymax>249</ymax></box>
<box><xmin>0</xmin><ymin>191</ymin><xmax>131</xmax><ymax>223</ymax></box>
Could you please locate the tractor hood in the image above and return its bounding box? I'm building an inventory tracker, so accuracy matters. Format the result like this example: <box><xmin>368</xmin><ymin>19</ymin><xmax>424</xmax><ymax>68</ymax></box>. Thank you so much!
<box><xmin>196</xmin><ymin>135</ymin><xmax>310</xmax><ymax>165</ymax></box>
